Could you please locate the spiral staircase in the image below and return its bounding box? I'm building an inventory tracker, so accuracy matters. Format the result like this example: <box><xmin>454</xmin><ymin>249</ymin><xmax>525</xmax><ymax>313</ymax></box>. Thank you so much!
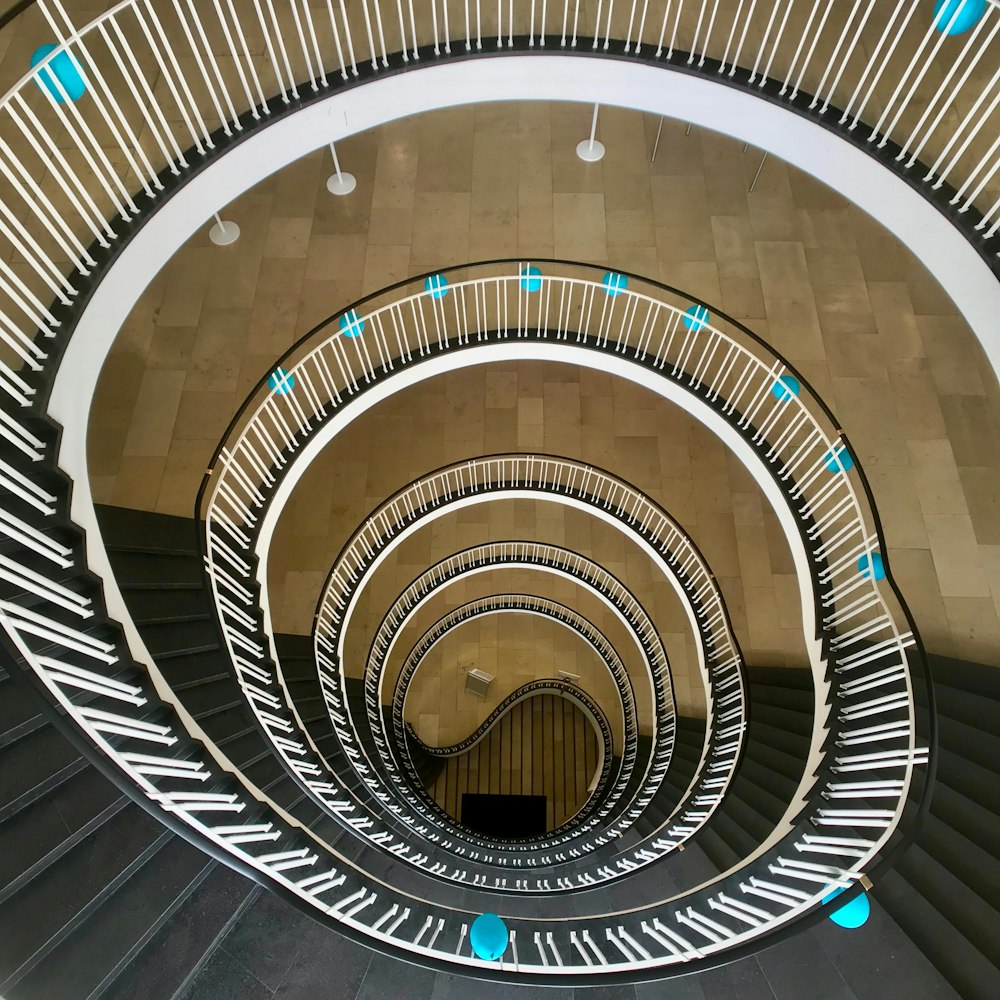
<box><xmin>0</xmin><ymin>1</ymin><xmax>998</xmax><ymax>998</ymax></box>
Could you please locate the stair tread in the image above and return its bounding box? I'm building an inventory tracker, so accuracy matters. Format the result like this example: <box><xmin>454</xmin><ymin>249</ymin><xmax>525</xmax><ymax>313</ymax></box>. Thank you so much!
<box><xmin>936</xmin><ymin>747</ymin><xmax>1000</xmax><ymax>817</ymax></box>
<box><xmin>876</xmin><ymin>866</ymin><xmax>999</xmax><ymax>1000</ymax></box>
<box><xmin>920</xmin><ymin>811</ymin><xmax>1000</xmax><ymax>899</ymax></box>
<box><xmin>936</xmin><ymin>716</ymin><xmax>1000</xmax><ymax>783</ymax></box>
<box><xmin>95</xmin><ymin>505</ymin><xmax>202</xmax><ymax>555</ymax></box>
<box><xmin>0</xmin><ymin>765</ymin><xmax>125</xmax><ymax>901</ymax></box>
<box><xmin>0</xmin><ymin>803</ymin><xmax>166</xmax><ymax>986</ymax></box>
<box><xmin>9</xmin><ymin>835</ymin><xmax>212</xmax><ymax>1000</ymax></box>
<box><xmin>895</xmin><ymin>841</ymin><xmax>999</xmax><ymax>966</ymax></box>
<box><xmin>121</xmin><ymin>586</ymin><xmax>212</xmax><ymax>624</ymax></box>
<box><xmin>141</xmin><ymin>619</ymin><xmax>220</xmax><ymax>657</ymax></box>
<box><xmin>101</xmin><ymin>864</ymin><xmax>254</xmax><ymax>1000</ymax></box>
<box><xmin>0</xmin><ymin>725</ymin><xmax>81</xmax><ymax>816</ymax></box>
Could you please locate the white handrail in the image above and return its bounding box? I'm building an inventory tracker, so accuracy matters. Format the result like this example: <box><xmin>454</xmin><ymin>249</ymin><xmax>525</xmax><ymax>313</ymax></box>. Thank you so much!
<box><xmin>0</xmin><ymin>267</ymin><xmax>931</xmax><ymax>977</ymax></box>
<box><xmin>191</xmin><ymin>260</ymin><xmax>927</xmax><ymax>964</ymax></box>
<box><xmin>0</xmin><ymin>0</ymin><xmax>998</xmax><ymax>395</ymax></box>
<box><xmin>305</xmin><ymin>452</ymin><xmax>747</xmax><ymax>851</ymax></box>
<box><xmin>331</xmin><ymin>540</ymin><xmax>675</xmax><ymax>851</ymax></box>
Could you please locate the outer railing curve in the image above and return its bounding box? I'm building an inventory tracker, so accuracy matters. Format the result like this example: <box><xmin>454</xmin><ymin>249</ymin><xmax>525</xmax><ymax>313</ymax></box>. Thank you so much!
<box><xmin>0</xmin><ymin>0</ymin><xmax>946</xmax><ymax>981</ymax></box>
<box><xmin>192</xmin><ymin>258</ymin><xmax>932</xmax><ymax>962</ymax></box>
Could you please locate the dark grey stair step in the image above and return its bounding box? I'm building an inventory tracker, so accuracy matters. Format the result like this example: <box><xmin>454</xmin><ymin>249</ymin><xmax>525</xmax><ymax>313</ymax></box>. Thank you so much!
<box><xmin>875</xmin><ymin>866</ymin><xmax>999</xmax><ymax>1000</ymax></box>
<box><xmin>750</xmin><ymin>740</ymin><xmax>809</xmax><ymax>785</ymax></box>
<box><xmin>671</xmin><ymin>730</ymin><xmax>705</xmax><ymax>756</ymax></box>
<box><xmin>264</xmin><ymin>775</ymin><xmax>309</xmax><ymax>813</ymax></box>
<box><xmin>0</xmin><ymin>765</ymin><xmax>126</xmax><ymax>904</ymax></box>
<box><xmin>310</xmin><ymin>731</ymin><xmax>339</xmax><ymax>752</ymax></box>
<box><xmin>120</xmin><ymin>585</ymin><xmax>211</xmax><ymax>625</ymax></box>
<box><xmin>8</xmin><ymin>835</ymin><xmax>213</xmax><ymax>1000</ymax></box>
<box><xmin>297</xmin><ymin>707</ymin><xmax>329</xmax><ymax>729</ymax></box>
<box><xmin>0</xmin><ymin>704</ymin><xmax>48</xmax><ymax>751</ymax></box>
<box><xmin>928</xmin><ymin>654</ymin><xmax>1000</xmax><ymax>704</ymax></box>
<box><xmin>106</xmin><ymin>549</ymin><xmax>204</xmax><ymax>587</ymax></box>
<box><xmin>216</xmin><ymin>728</ymin><xmax>268</xmax><ymax>769</ymax></box>
<box><xmin>281</xmin><ymin>659</ymin><xmax>318</xmax><ymax>683</ymax></box>
<box><xmin>734</xmin><ymin>759</ymin><xmax>797</xmax><ymax>815</ymax></box>
<box><xmin>285</xmin><ymin>678</ymin><xmax>321</xmax><ymax>703</ymax></box>
<box><xmin>717</xmin><ymin>784</ymin><xmax>778</xmax><ymax>844</ymax></box>
<box><xmin>0</xmin><ymin>804</ymin><xmax>168</xmax><ymax>992</ymax></box>
<box><xmin>306</xmin><ymin>813</ymin><xmax>351</xmax><ymax>850</ymax></box>
<box><xmin>692</xmin><ymin>824</ymin><xmax>739</xmax><ymax>873</ymax></box>
<box><xmin>747</xmin><ymin>702</ymin><xmax>814</xmax><ymax>738</ymax></box>
<box><xmin>919</xmin><ymin>813</ymin><xmax>1000</xmax><ymax>909</ymax></box>
<box><xmin>272</xmin><ymin>633</ymin><xmax>313</xmax><ymax>658</ymax></box>
<box><xmin>0</xmin><ymin>725</ymin><xmax>84</xmax><ymax>822</ymax></box>
<box><xmin>99</xmin><ymin>863</ymin><xmax>255</xmax><ymax>1000</ymax></box>
<box><xmin>166</xmin><ymin>677</ymin><xmax>242</xmax><ymax>721</ymax></box>
<box><xmin>933</xmin><ymin>682</ymin><xmax>999</xmax><ymax>740</ymax></box>
<box><xmin>895</xmin><ymin>842</ymin><xmax>999</xmax><ymax>966</ymax></box>
<box><xmin>139</xmin><ymin>618</ymin><xmax>219</xmax><ymax>657</ymax></box>
<box><xmin>746</xmin><ymin>718</ymin><xmax>812</xmax><ymax>758</ymax></box>
<box><xmin>747</xmin><ymin>676</ymin><xmax>814</xmax><ymax>707</ymax></box>
<box><xmin>935</xmin><ymin>747</ymin><xmax>1000</xmax><ymax>817</ymax></box>
<box><xmin>929</xmin><ymin>781</ymin><xmax>998</xmax><ymax>861</ymax></box>
<box><xmin>154</xmin><ymin>648</ymin><xmax>232</xmax><ymax>687</ymax></box>
<box><xmin>241</xmin><ymin>754</ymin><xmax>287</xmax><ymax>792</ymax></box>
<box><xmin>290</xmin><ymin>697</ymin><xmax>325</xmax><ymax>721</ymax></box>
<box><xmin>936</xmin><ymin>716</ymin><xmax>1000</xmax><ymax>784</ymax></box>
<box><xmin>95</xmin><ymin>505</ymin><xmax>201</xmax><ymax>555</ymax></box>
<box><xmin>747</xmin><ymin>665</ymin><xmax>815</xmax><ymax>689</ymax></box>
<box><xmin>700</xmin><ymin>803</ymin><xmax>760</xmax><ymax>860</ymax></box>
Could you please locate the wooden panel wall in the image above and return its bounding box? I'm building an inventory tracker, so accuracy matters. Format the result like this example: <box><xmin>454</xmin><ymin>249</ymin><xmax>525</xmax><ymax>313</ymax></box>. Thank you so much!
<box><xmin>428</xmin><ymin>694</ymin><xmax>599</xmax><ymax>832</ymax></box>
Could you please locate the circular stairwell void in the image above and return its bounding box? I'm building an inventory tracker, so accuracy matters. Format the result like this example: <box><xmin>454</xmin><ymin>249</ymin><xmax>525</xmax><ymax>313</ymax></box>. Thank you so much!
<box><xmin>0</xmin><ymin>19</ymin><xmax>952</xmax><ymax>980</ymax></box>
<box><xmin>0</xmin><ymin>0</ymin><xmax>981</xmax><ymax>982</ymax></box>
<box><xmin>169</xmin><ymin>260</ymin><xmax>929</xmax><ymax>974</ymax></box>
<box><xmin>304</xmin><ymin>453</ymin><xmax>749</xmax><ymax>854</ymax></box>
<box><xmin>5</xmin><ymin>256</ymin><xmax>936</xmax><ymax>980</ymax></box>
<box><xmin>391</xmin><ymin>596</ymin><xmax>640</xmax><ymax>833</ymax></box>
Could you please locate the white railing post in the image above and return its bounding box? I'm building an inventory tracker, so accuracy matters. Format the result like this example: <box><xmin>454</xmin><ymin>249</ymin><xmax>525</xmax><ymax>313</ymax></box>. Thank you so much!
<box><xmin>577</xmin><ymin>102</ymin><xmax>606</xmax><ymax>161</ymax></box>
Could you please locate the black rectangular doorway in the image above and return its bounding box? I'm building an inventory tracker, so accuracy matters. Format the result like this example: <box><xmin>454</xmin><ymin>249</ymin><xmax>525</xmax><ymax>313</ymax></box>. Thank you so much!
<box><xmin>461</xmin><ymin>793</ymin><xmax>547</xmax><ymax>838</ymax></box>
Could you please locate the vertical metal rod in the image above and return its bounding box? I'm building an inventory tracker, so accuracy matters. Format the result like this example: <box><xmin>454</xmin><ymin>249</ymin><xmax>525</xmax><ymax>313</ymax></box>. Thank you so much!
<box><xmin>685</xmin><ymin>121</ymin><xmax>693</xmax><ymax>136</ymax></box>
<box><xmin>326</xmin><ymin>142</ymin><xmax>356</xmax><ymax>195</ymax></box>
<box><xmin>750</xmin><ymin>152</ymin><xmax>768</xmax><ymax>193</ymax></box>
<box><xmin>330</xmin><ymin>142</ymin><xmax>344</xmax><ymax>182</ymax></box>
<box><xmin>589</xmin><ymin>103</ymin><xmax>599</xmax><ymax>150</ymax></box>
<box><xmin>213</xmin><ymin>212</ymin><xmax>224</xmax><ymax>227</ymax></box>
<box><xmin>651</xmin><ymin>115</ymin><xmax>664</xmax><ymax>162</ymax></box>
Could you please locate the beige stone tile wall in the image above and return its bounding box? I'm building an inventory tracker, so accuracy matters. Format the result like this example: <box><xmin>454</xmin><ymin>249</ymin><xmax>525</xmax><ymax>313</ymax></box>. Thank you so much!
<box><xmin>84</xmin><ymin>103</ymin><xmax>1000</xmax><ymax>710</ymax></box>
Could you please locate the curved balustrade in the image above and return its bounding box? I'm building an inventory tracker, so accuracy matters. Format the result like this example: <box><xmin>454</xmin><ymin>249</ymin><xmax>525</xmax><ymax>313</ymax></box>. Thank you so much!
<box><xmin>337</xmin><ymin>541</ymin><xmax>675</xmax><ymax>853</ymax></box>
<box><xmin>394</xmin><ymin>594</ymin><xmax>638</xmax><ymax>753</ymax></box>
<box><xmin>2</xmin><ymin>257</ymin><xmax>934</xmax><ymax>976</ymax></box>
<box><xmin>348</xmin><ymin>542</ymin><xmax>761</xmax><ymax>879</ymax></box>
<box><xmin>190</xmin><ymin>258</ymin><xmax>931</xmax><ymax>968</ymax></box>
<box><xmin>393</xmin><ymin>595</ymin><xmax>638</xmax><ymax>833</ymax></box>
<box><xmin>0</xmin><ymin>0</ymin><xmax>997</xmax><ymax>387</ymax></box>
<box><xmin>405</xmin><ymin>678</ymin><xmax>614</xmax><ymax>763</ymax></box>
<box><xmin>308</xmin><ymin>452</ymin><xmax>747</xmax><ymax>851</ymax></box>
<box><xmin>0</xmin><ymin>468</ymin><xmax>934</xmax><ymax>983</ymax></box>
<box><xmin>0</xmin><ymin>0</ymin><xmax>948</xmax><ymax>981</ymax></box>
